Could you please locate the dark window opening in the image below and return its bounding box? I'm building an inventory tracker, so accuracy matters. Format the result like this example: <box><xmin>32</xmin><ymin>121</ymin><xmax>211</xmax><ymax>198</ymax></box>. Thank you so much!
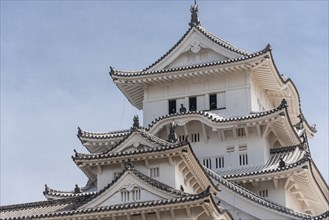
<box><xmin>189</xmin><ymin>97</ymin><xmax>197</xmax><ymax>111</ymax></box>
<box><xmin>209</xmin><ymin>94</ymin><xmax>217</xmax><ymax>110</ymax></box>
<box><xmin>168</xmin><ymin>100</ymin><xmax>176</xmax><ymax>114</ymax></box>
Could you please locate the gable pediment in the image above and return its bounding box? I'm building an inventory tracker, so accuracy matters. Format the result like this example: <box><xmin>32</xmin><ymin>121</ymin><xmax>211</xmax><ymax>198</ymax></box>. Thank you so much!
<box><xmin>109</xmin><ymin>129</ymin><xmax>169</xmax><ymax>153</ymax></box>
<box><xmin>148</xmin><ymin>27</ymin><xmax>245</xmax><ymax>71</ymax></box>
<box><xmin>80</xmin><ymin>171</ymin><xmax>179</xmax><ymax>209</ymax></box>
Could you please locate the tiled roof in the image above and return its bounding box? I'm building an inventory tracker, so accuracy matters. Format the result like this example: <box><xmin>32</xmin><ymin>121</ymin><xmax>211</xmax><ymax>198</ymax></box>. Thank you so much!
<box><xmin>110</xmin><ymin>44</ymin><xmax>269</xmax><ymax>78</ymax></box>
<box><xmin>77</xmin><ymin>127</ymin><xmax>130</xmax><ymax>140</ymax></box>
<box><xmin>0</xmin><ymin>196</ymin><xmax>90</xmax><ymax>220</ymax></box>
<box><xmin>75</xmin><ymin>99</ymin><xmax>288</xmax><ymax>142</ymax></box>
<box><xmin>73</xmin><ymin>141</ymin><xmax>186</xmax><ymax>161</ymax></box>
<box><xmin>43</xmin><ymin>181</ymin><xmax>97</xmax><ymax>199</ymax></box>
<box><xmin>218</xmin><ymin>142</ymin><xmax>310</xmax><ymax>179</ymax></box>
<box><xmin>0</xmin><ymin>190</ymin><xmax>212</xmax><ymax>220</ymax></box>
<box><xmin>206</xmin><ymin>167</ymin><xmax>319</xmax><ymax>219</ymax></box>
<box><xmin>142</xmin><ymin>24</ymin><xmax>249</xmax><ymax>72</ymax></box>
<box><xmin>79</xmin><ymin>163</ymin><xmax>188</xmax><ymax>208</ymax></box>
<box><xmin>146</xmin><ymin>98</ymin><xmax>287</xmax><ymax>131</ymax></box>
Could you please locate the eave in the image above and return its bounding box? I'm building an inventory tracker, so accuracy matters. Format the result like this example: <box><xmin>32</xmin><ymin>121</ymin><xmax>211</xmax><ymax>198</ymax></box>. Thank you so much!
<box><xmin>147</xmin><ymin>101</ymin><xmax>302</xmax><ymax>146</ymax></box>
<box><xmin>73</xmin><ymin>143</ymin><xmax>219</xmax><ymax>195</ymax></box>
<box><xmin>110</xmin><ymin>45</ymin><xmax>270</xmax><ymax>110</ymax></box>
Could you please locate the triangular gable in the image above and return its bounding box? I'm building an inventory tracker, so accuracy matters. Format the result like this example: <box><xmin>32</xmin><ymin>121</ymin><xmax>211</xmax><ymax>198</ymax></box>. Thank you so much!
<box><xmin>147</xmin><ymin>26</ymin><xmax>247</xmax><ymax>72</ymax></box>
<box><xmin>109</xmin><ymin>129</ymin><xmax>171</xmax><ymax>153</ymax></box>
<box><xmin>79</xmin><ymin>167</ymin><xmax>185</xmax><ymax>209</ymax></box>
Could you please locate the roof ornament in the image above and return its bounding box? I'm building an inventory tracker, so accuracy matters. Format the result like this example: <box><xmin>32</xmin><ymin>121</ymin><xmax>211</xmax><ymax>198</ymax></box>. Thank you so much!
<box><xmin>125</xmin><ymin>158</ymin><xmax>134</xmax><ymax>170</ymax></box>
<box><xmin>279</xmin><ymin>158</ymin><xmax>286</xmax><ymax>168</ymax></box>
<box><xmin>132</xmin><ymin>115</ymin><xmax>140</xmax><ymax>129</ymax></box>
<box><xmin>74</xmin><ymin>184</ymin><xmax>82</xmax><ymax>193</ymax></box>
<box><xmin>167</xmin><ymin>121</ymin><xmax>178</xmax><ymax>143</ymax></box>
<box><xmin>189</xmin><ymin>0</ymin><xmax>201</xmax><ymax>27</ymax></box>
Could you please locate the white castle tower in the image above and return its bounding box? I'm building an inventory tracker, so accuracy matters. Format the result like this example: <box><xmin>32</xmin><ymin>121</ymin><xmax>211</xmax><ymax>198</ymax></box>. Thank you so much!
<box><xmin>1</xmin><ymin>2</ymin><xmax>328</xmax><ymax>220</ymax></box>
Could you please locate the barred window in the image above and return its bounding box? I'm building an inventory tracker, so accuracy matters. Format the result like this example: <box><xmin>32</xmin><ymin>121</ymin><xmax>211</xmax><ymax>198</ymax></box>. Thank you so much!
<box><xmin>239</xmin><ymin>153</ymin><xmax>248</xmax><ymax>166</ymax></box>
<box><xmin>203</xmin><ymin>158</ymin><xmax>212</xmax><ymax>169</ymax></box>
<box><xmin>150</xmin><ymin>167</ymin><xmax>159</xmax><ymax>178</ymax></box>
<box><xmin>215</xmin><ymin>156</ymin><xmax>224</xmax><ymax>168</ymax></box>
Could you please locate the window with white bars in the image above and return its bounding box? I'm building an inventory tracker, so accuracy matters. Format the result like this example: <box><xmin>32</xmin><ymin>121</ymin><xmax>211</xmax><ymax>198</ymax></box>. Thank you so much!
<box><xmin>226</xmin><ymin>146</ymin><xmax>234</xmax><ymax>153</ymax></box>
<box><xmin>237</xmin><ymin>128</ymin><xmax>246</xmax><ymax>137</ymax></box>
<box><xmin>191</xmin><ymin>133</ymin><xmax>200</xmax><ymax>143</ymax></box>
<box><xmin>259</xmin><ymin>189</ymin><xmax>268</xmax><ymax>197</ymax></box>
<box><xmin>239</xmin><ymin>153</ymin><xmax>248</xmax><ymax>166</ymax></box>
<box><xmin>132</xmin><ymin>189</ymin><xmax>141</xmax><ymax>201</ymax></box>
<box><xmin>215</xmin><ymin>156</ymin><xmax>224</xmax><ymax>169</ymax></box>
<box><xmin>239</xmin><ymin>145</ymin><xmax>247</xmax><ymax>151</ymax></box>
<box><xmin>178</xmin><ymin>135</ymin><xmax>186</xmax><ymax>142</ymax></box>
<box><xmin>203</xmin><ymin>158</ymin><xmax>212</xmax><ymax>169</ymax></box>
<box><xmin>150</xmin><ymin>167</ymin><xmax>159</xmax><ymax>178</ymax></box>
<box><xmin>121</xmin><ymin>191</ymin><xmax>129</xmax><ymax>202</ymax></box>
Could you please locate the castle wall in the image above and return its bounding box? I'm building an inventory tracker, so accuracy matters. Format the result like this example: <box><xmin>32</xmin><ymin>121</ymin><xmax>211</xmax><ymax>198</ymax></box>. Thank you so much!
<box><xmin>143</xmin><ymin>71</ymin><xmax>252</xmax><ymax>126</ymax></box>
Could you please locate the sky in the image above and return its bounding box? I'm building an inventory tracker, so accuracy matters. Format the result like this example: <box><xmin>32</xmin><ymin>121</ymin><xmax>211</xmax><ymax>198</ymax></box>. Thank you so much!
<box><xmin>1</xmin><ymin>1</ymin><xmax>328</xmax><ymax>205</ymax></box>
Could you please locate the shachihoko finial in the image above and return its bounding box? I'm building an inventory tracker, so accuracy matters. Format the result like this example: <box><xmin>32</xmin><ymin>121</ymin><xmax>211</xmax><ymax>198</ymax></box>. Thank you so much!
<box><xmin>189</xmin><ymin>0</ymin><xmax>200</xmax><ymax>27</ymax></box>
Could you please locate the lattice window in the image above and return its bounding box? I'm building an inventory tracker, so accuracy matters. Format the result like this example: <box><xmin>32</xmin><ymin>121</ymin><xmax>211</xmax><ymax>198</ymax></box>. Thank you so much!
<box><xmin>178</xmin><ymin>135</ymin><xmax>186</xmax><ymax>142</ymax></box>
<box><xmin>150</xmin><ymin>167</ymin><xmax>159</xmax><ymax>178</ymax></box>
<box><xmin>191</xmin><ymin>133</ymin><xmax>200</xmax><ymax>143</ymax></box>
<box><xmin>121</xmin><ymin>191</ymin><xmax>129</xmax><ymax>202</ymax></box>
<box><xmin>226</xmin><ymin>146</ymin><xmax>234</xmax><ymax>153</ymax></box>
<box><xmin>132</xmin><ymin>188</ymin><xmax>141</xmax><ymax>201</ymax></box>
<box><xmin>215</xmin><ymin>156</ymin><xmax>224</xmax><ymax>168</ymax></box>
<box><xmin>203</xmin><ymin>158</ymin><xmax>212</xmax><ymax>169</ymax></box>
<box><xmin>259</xmin><ymin>189</ymin><xmax>268</xmax><ymax>197</ymax></box>
<box><xmin>239</xmin><ymin>153</ymin><xmax>248</xmax><ymax>166</ymax></box>
<box><xmin>237</xmin><ymin>128</ymin><xmax>246</xmax><ymax>137</ymax></box>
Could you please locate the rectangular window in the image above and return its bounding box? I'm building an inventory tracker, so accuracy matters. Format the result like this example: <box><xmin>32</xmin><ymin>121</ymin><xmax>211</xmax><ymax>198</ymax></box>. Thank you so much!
<box><xmin>215</xmin><ymin>156</ymin><xmax>224</xmax><ymax>168</ymax></box>
<box><xmin>150</xmin><ymin>167</ymin><xmax>159</xmax><ymax>178</ymax></box>
<box><xmin>191</xmin><ymin>133</ymin><xmax>200</xmax><ymax>143</ymax></box>
<box><xmin>189</xmin><ymin>97</ymin><xmax>197</xmax><ymax>111</ymax></box>
<box><xmin>237</xmin><ymin>128</ymin><xmax>246</xmax><ymax>137</ymax></box>
<box><xmin>226</xmin><ymin>146</ymin><xmax>234</xmax><ymax>153</ymax></box>
<box><xmin>121</xmin><ymin>191</ymin><xmax>129</xmax><ymax>202</ymax></box>
<box><xmin>178</xmin><ymin>135</ymin><xmax>186</xmax><ymax>142</ymax></box>
<box><xmin>217</xmin><ymin>92</ymin><xmax>226</xmax><ymax>109</ymax></box>
<box><xmin>239</xmin><ymin>145</ymin><xmax>247</xmax><ymax>151</ymax></box>
<box><xmin>132</xmin><ymin>189</ymin><xmax>141</xmax><ymax>201</ymax></box>
<box><xmin>209</xmin><ymin>94</ymin><xmax>217</xmax><ymax>110</ymax></box>
<box><xmin>259</xmin><ymin>189</ymin><xmax>268</xmax><ymax>197</ymax></box>
<box><xmin>239</xmin><ymin>153</ymin><xmax>248</xmax><ymax>166</ymax></box>
<box><xmin>203</xmin><ymin>158</ymin><xmax>212</xmax><ymax>169</ymax></box>
<box><xmin>168</xmin><ymin>99</ymin><xmax>176</xmax><ymax>114</ymax></box>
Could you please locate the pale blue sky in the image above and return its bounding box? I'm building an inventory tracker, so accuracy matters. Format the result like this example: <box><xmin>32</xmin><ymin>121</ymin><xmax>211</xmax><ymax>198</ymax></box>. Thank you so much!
<box><xmin>1</xmin><ymin>1</ymin><xmax>328</xmax><ymax>205</ymax></box>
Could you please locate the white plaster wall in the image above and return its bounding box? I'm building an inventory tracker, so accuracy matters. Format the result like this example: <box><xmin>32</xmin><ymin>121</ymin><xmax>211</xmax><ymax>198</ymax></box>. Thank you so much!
<box><xmin>143</xmin><ymin>72</ymin><xmax>252</xmax><ymax>126</ymax></box>
<box><xmin>97</xmin><ymin>159</ymin><xmax>177</xmax><ymax>192</ymax></box>
<box><xmin>250</xmin><ymin>78</ymin><xmax>274</xmax><ymax>112</ymax></box>
<box><xmin>174</xmin><ymin>123</ymin><xmax>270</xmax><ymax>171</ymax></box>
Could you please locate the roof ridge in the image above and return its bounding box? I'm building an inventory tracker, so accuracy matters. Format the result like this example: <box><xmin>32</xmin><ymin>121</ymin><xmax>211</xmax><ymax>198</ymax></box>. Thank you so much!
<box><xmin>146</xmin><ymin>100</ymin><xmax>286</xmax><ymax>131</ymax></box>
<box><xmin>111</xmin><ymin>45</ymin><xmax>270</xmax><ymax>77</ymax></box>
<box><xmin>206</xmin><ymin>167</ymin><xmax>313</xmax><ymax>219</ymax></box>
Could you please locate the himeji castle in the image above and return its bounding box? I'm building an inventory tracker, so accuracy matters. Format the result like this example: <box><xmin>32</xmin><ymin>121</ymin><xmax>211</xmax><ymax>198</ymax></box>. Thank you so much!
<box><xmin>1</xmin><ymin>2</ymin><xmax>328</xmax><ymax>220</ymax></box>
